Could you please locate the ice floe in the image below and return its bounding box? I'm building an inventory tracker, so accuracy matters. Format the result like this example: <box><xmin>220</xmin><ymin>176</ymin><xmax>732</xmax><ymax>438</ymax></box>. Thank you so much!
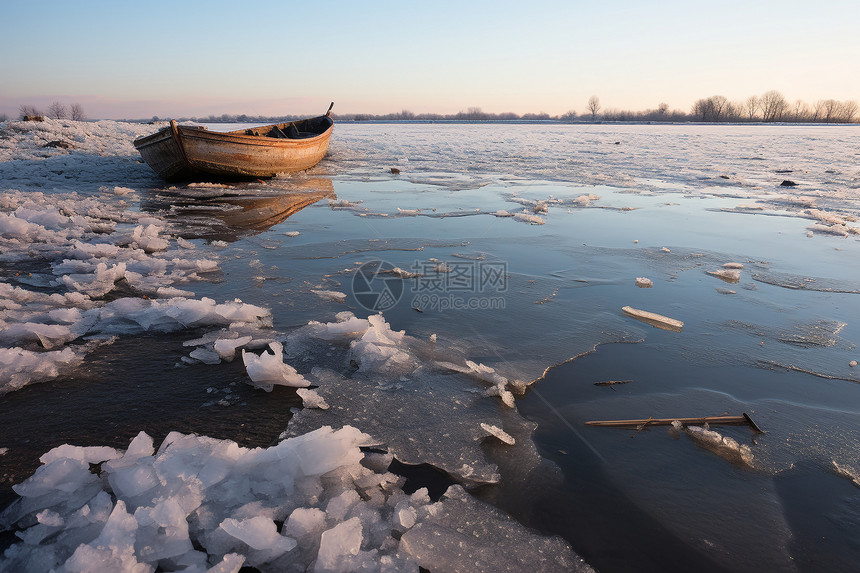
<box><xmin>0</xmin><ymin>426</ymin><xmax>585</xmax><ymax>572</ymax></box>
<box><xmin>281</xmin><ymin>312</ymin><xmax>533</xmax><ymax>486</ymax></box>
<box><xmin>681</xmin><ymin>423</ymin><xmax>755</xmax><ymax>467</ymax></box>
<box><xmin>242</xmin><ymin>342</ymin><xmax>310</xmax><ymax>391</ymax></box>
<box><xmin>0</xmin><ymin>181</ymin><xmax>285</xmax><ymax>393</ymax></box>
<box><xmin>706</xmin><ymin>268</ymin><xmax>741</xmax><ymax>283</ymax></box>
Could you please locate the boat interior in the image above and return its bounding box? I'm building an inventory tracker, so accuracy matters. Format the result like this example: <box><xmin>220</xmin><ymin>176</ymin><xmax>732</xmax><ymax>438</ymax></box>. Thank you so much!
<box><xmin>234</xmin><ymin>116</ymin><xmax>333</xmax><ymax>139</ymax></box>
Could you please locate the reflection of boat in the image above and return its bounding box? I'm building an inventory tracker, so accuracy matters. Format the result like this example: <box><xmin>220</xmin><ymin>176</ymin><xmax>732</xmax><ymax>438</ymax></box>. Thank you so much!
<box><xmin>134</xmin><ymin>104</ymin><xmax>334</xmax><ymax>181</ymax></box>
<box><xmin>142</xmin><ymin>179</ymin><xmax>335</xmax><ymax>242</ymax></box>
<box><xmin>217</xmin><ymin>187</ymin><xmax>335</xmax><ymax>236</ymax></box>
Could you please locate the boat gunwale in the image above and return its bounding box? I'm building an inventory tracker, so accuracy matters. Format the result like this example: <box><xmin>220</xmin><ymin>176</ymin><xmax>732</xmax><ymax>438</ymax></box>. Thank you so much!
<box><xmin>133</xmin><ymin>116</ymin><xmax>333</xmax><ymax>150</ymax></box>
<box><xmin>177</xmin><ymin>123</ymin><xmax>333</xmax><ymax>148</ymax></box>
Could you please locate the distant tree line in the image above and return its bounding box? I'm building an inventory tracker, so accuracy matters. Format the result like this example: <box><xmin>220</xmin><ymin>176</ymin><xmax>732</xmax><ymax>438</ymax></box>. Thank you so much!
<box><xmin>8</xmin><ymin>91</ymin><xmax>857</xmax><ymax>124</ymax></box>
<box><xmin>335</xmin><ymin>91</ymin><xmax>858</xmax><ymax>123</ymax></box>
<box><xmin>17</xmin><ymin>102</ymin><xmax>86</xmax><ymax>121</ymax></box>
<box><xmin>689</xmin><ymin>91</ymin><xmax>858</xmax><ymax>123</ymax></box>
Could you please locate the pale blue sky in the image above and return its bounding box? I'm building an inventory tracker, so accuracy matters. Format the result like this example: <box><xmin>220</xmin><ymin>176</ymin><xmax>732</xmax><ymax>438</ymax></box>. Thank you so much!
<box><xmin>1</xmin><ymin>0</ymin><xmax>857</xmax><ymax>119</ymax></box>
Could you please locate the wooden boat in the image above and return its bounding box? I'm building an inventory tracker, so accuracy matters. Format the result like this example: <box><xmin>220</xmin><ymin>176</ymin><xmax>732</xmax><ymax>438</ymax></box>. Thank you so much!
<box><xmin>134</xmin><ymin>103</ymin><xmax>334</xmax><ymax>181</ymax></box>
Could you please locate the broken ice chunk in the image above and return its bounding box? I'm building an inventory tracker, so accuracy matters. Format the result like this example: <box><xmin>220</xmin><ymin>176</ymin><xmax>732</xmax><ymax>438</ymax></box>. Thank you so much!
<box><xmin>706</xmin><ymin>269</ymin><xmax>741</xmax><ymax>283</ymax></box>
<box><xmin>479</xmin><ymin>423</ymin><xmax>516</xmax><ymax>445</ymax></box>
<box><xmin>513</xmin><ymin>213</ymin><xmax>546</xmax><ymax>225</ymax></box>
<box><xmin>574</xmin><ymin>194</ymin><xmax>599</xmax><ymax>205</ymax></box>
<box><xmin>316</xmin><ymin>517</ymin><xmax>363</xmax><ymax>572</ymax></box>
<box><xmin>297</xmin><ymin>388</ymin><xmax>329</xmax><ymax>410</ymax></box>
<box><xmin>284</xmin><ymin>507</ymin><xmax>327</xmax><ymax>543</ymax></box>
<box><xmin>208</xmin><ymin>554</ymin><xmax>246</xmax><ymax>572</ymax></box>
<box><xmin>61</xmin><ymin>500</ymin><xmax>146</xmax><ymax>571</ymax></box>
<box><xmin>394</xmin><ymin>504</ymin><xmax>417</xmax><ymax>530</ymax></box>
<box><xmin>635</xmin><ymin>277</ymin><xmax>653</xmax><ymax>288</ymax></box>
<box><xmin>483</xmin><ymin>384</ymin><xmax>515</xmax><ymax>408</ymax></box>
<box><xmin>218</xmin><ymin>515</ymin><xmax>297</xmax><ymax>565</ymax></box>
<box><xmin>311</xmin><ymin>290</ymin><xmax>347</xmax><ymax>304</ymax></box>
<box><xmin>831</xmin><ymin>461</ymin><xmax>860</xmax><ymax>487</ymax></box>
<box><xmin>156</xmin><ymin>286</ymin><xmax>195</xmax><ymax>298</ymax></box>
<box><xmin>385</xmin><ymin>266</ymin><xmax>421</xmax><ymax>279</ymax></box>
<box><xmin>241</xmin><ymin>342</ymin><xmax>310</xmax><ymax>390</ymax></box>
<box><xmin>684</xmin><ymin>425</ymin><xmax>754</xmax><ymax>467</ymax></box>
<box><xmin>214</xmin><ymin>336</ymin><xmax>253</xmax><ymax>362</ymax></box>
<box><xmin>189</xmin><ymin>347</ymin><xmax>221</xmax><ymax>365</ymax></box>
<box><xmin>130</xmin><ymin>224</ymin><xmax>169</xmax><ymax>253</ymax></box>
<box><xmin>807</xmin><ymin>223</ymin><xmax>853</xmax><ymax>237</ymax></box>
<box><xmin>722</xmin><ymin>262</ymin><xmax>744</xmax><ymax>269</ymax></box>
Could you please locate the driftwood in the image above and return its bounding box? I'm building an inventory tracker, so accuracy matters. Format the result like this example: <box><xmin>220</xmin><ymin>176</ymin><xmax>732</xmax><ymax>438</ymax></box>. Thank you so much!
<box><xmin>586</xmin><ymin>413</ymin><xmax>763</xmax><ymax>433</ymax></box>
<box><xmin>594</xmin><ymin>379</ymin><xmax>632</xmax><ymax>386</ymax></box>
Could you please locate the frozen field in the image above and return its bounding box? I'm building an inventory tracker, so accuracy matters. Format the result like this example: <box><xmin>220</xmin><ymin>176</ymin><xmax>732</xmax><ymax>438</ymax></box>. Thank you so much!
<box><xmin>0</xmin><ymin>118</ymin><xmax>859</xmax><ymax>572</ymax></box>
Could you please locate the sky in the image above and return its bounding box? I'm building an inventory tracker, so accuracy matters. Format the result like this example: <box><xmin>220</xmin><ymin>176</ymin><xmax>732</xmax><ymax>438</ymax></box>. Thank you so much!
<box><xmin>1</xmin><ymin>0</ymin><xmax>858</xmax><ymax>119</ymax></box>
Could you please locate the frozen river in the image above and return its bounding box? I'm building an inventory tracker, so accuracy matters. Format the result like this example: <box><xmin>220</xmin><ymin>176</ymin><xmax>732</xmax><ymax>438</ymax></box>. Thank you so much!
<box><xmin>1</xmin><ymin>119</ymin><xmax>859</xmax><ymax>572</ymax></box>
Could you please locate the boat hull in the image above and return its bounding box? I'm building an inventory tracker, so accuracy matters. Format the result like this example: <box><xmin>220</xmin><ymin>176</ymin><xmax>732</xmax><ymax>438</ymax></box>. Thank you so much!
<box><xmin>134</xmin><ymin>117</ymin><xmax>333</xmax><ymax>181</ymax></box>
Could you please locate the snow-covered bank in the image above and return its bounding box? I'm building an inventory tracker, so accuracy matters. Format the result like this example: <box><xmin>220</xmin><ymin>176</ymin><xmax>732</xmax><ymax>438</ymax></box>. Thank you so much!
<box><xmin>0</xmin><ymin>118</ymin><xmax>159</xmax><ymax>193</ymax></box>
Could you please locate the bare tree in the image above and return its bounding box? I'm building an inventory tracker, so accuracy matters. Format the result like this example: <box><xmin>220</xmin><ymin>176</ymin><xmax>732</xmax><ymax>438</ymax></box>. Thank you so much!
<box><xmin>811</xmin><ymin>100</ymin><xmax>826</xmax><ymax>122</ymax></box>
<box><xmin>759</xmin><ymin>90</ymin><xmax>787</xmax><ymax>122</ymax></box>
<box><xmin>587</xmin><ymin>96</ymin><xmax>600</xmax><ymax>120</ymax></box>
<box><xmin>657</xmin><ymin>102</ymin><xmax>669</xmax><ymax>115</ymax></box>
<box><xmin>560</xmin><ymin>110</ymin><xmax>578</xmax><ymax>122</ymax></box>
<box><xmin>820</xmin><ymin>99</ymin><xmax>841</xmax><ymax>122</ymax></box>
<box><xmin>47</xmin><ymin>101</ymin><xmax>68</xmax><ymax>119</ymax></box>
<box><xmin>19</xmin><ymin>104</ymin><xmax>43</xmax><ymax>119</ymax></box>
<box><xmin>745</xmin><ymin>96</ymin><xmax>760</xmax><ymax>121</ymax></box>
<box><xmin>725</xmin><ymin>101</ymin><xmax>744</xmax><ymax>122</ymax></box>
<box><xmin>838</xmin><ymin>100</ymin><xmax>858</xmax><ymax>123</ymax></box>
<box><xmin>691</xmin><ymin>98</ymin><xmax>709</xmax><ymax>121</ymax></box>
<box><xmin>70</xmin><ymin>103</ymin><xmax>86</xmax><ymax>121</ymax></box>
<box><xmin>791</xmin><ymin>100</ymin><xmax>810</xmax><ymax>122</ymax></box>
<box><xmin>692</xmin><ymin>95</ymin><xmax>728</xmax><ymax>121</ymax></box>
